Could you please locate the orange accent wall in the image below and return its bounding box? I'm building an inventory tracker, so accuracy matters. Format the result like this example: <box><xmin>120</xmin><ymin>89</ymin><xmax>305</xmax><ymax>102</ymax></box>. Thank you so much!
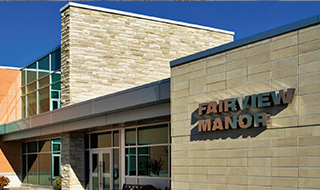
<box><xmin>0</xmin><ymin>68</ymin><xmax>21</xmax><ymax>124</ymax></box>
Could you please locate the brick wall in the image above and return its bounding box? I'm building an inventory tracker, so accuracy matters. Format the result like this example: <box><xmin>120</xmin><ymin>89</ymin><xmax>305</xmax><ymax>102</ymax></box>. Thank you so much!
<box><xmin>170</xmin><ymin>23</ymin><xmax>320</xmax><ymax>189</ymax></box>
<box><xmin>60</xmin><ymin>5</ymin><xmax>233</xmax><ymax>106</ymax></box>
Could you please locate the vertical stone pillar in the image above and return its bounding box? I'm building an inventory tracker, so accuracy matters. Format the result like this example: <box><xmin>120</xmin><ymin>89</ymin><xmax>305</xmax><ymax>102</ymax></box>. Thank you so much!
<box><xmin>61</xmin><ymin>132</ymin><xmax>84</xmax><ymax>190</ymax></box>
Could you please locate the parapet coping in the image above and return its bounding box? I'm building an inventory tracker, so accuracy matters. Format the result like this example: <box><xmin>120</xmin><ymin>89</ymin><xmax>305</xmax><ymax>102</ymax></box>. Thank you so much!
<box><xmin>170</xmin><ymin>14</ymin><xmax>320</xmax><ymax>68</ymax></box>
<box><xmin>0</xmin><ymin>66</ymin><xmax>20</xmax><ymax>70</ymax></box>
<box><xmin>60</xmin><ymin>2</ymin><xmax>235</xmax><ymax>35</ymax></box>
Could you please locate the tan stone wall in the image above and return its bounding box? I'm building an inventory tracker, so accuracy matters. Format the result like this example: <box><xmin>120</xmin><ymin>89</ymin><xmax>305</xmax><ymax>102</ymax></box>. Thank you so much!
<box><xmin>60</xmin><ymin>6</ymin><xmax>233</xmax><ymax>106</ymax></box>
<box><xmin>171</xmin><ymin>23</ymin><xmax>320</xmax><ymax>189</ymax></box>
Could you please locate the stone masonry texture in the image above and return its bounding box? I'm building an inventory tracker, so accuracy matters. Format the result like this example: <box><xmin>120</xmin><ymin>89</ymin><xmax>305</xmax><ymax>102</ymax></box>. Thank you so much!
<box><xmin>171</xmin><ymin>23</ymin><xmax>320</xmax><ymax>189</ymax></box>
<box><xmin>60</xmin><ymin>5</ymin><xmax>233</xmax><ymax>106</ymax></box>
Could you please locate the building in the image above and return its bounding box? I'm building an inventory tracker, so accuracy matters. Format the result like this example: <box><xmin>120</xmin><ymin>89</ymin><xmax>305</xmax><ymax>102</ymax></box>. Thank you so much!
<box><xmin>1</xmin><ymin>2</ymin><xmax>320</xmax><ymax>190</ymax></box>
<box><xmin>0</xmin><ymin>2</ymin><xmax>233</xmax><ymax>190</ymax></box>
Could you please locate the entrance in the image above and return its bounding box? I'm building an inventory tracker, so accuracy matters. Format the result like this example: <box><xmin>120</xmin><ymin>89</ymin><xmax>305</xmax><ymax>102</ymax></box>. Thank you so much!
<box><xmin>90</xmin><ymin>149</ymin><xmax>112</xmax><ymax>190</ymax></box>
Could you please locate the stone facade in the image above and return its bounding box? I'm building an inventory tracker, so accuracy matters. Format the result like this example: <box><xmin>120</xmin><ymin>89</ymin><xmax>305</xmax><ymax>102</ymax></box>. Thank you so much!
<box><xmin>61</xmin><ymin>133</ymin><xmax>85</xmax><ymax>190</ymax></box>
<box><xmin>60</xmin><ymin>4</ymin><xmax>233</xmax><ymax>106</ymax></box>
<box><xmin>170</xmin><ymin>23</ymin><xmax>320</xmax><ymax>189</ymax></box>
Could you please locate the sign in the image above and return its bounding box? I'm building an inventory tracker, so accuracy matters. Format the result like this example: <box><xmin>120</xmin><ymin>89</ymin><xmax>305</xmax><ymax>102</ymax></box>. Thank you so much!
<box><xmin>197</xmin><ymin>88</ymin><xmax>295</xmax><ymax>132</ymax></box>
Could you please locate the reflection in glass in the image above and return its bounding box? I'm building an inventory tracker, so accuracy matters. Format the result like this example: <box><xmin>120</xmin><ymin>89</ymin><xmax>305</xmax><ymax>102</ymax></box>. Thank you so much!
<box><xmin>21</xmin><ymin>87</ymin><xmax>26</xmax><ymax>95</ymax></box>
<box><xmin>39</xmin><ymin>76</ymin><xmax>50</xmax><ymax>88</ymax></box>
<box><xmin>92</xmin><ymin>154</ymin><xmax>98</xmax><ymax>173</ymax></box>
<box><xmin>91</xmin><ymin>132</ymin><xmax>112</xmax><ymax>148</ymax></box>
<box><xmin>125</xmin><ymin>128</ymin><xmax>136</xmax><ymax>146</ymax></box>
<box><xmin>51</xmin><ymin>49</ymin><xmax>61</xmax><ymax>71</ymax></box>
<box><xmin>26</xmin><ymin>63</ymin><xmax>37</xmax><ymax>84</ymax></box>
<box><xmin>21</xmin><ymin>70</ymin><xmax>25</xmax><ymax>86</ymax></box>
<box><xmin>27</xmin><ymin>82</ymin><xmax>37</xmax><ymax>93</ymax></box>
<box><xmin>39</xmin><ymin>154</ymin><xmax>51</xmax><ymax>185</ymax></box>
<box><xmin>113</xmin><ymin>131</ymin><xmax>119</xmax><ymax>147</ymax></box>
<box><xmin>103</xmin><ymin>153</ymin><xmax>110</xmax><ymax>173</ymax></box>
<box><xmin>39</xmin><ymin>87</ymin><xmax>50</xmax><ymax>114</ymax></box>
<box><xmin>125</xmin><ymin>148</ymin><xmax>136</xmax><ymax>176</ymax></box>
<box><xmin>51</xmin><ymin>73</ymin><xmax>61</xmax><ymax>83</ymax></box>
<box><xmin>103</xmin><ymin>177</ymin><xmax>110</xmax><ymax>190</ymax></box>
<box><xmin>38</xmin><ymin>56</ymin><xmax>50</xmax><ymax>78</ymax></box>
<box><xmin>138</xmin><ymin>124</ymin><xmax>168</xmax><ymax>145</ymax></box>
<box><xmin>27</xmin><ymin>154</ymin><xmax>38</xmax><ymax>184</ymax></box>
<box><xmin>22</xmin><ymin>96</ymin><xmax>26</xmax><ymax>118</ymax></box>
<box><xmin>92</xmin><ymin>177</ymin><xmax>99</xmax><ymax>190</ymax></box>
<box><xmin>27</xmin><ymin>141</ymin><xmax>37</xmax><ymax>153</ymax></box>
<box><xmin>38</xmin><ymin>140</ymin><xmax>50</xmax><ymax>152</ymax></box>
<box><xmin>27</xmin><ymin>92</ymin><xmax>37</xmax><ymax>117</ymax></box>
<box><xmin>113</xmin><ymin>149</ymin><xmax>120</xmax><ymax>190</ymax></box>
<box><xmin>52</xmin><ymin>139</ymin><xmax>61</xmax><ymax>151</ymax></box>
<box><xmin>138</xmin><ymin>146</ymin><xmax>169</xmax><ymax>177</ymax></box>
<box><xmin>52</xmin><ymin>82</ymin><xmax>61</xmax><ymax>90</ymax></box>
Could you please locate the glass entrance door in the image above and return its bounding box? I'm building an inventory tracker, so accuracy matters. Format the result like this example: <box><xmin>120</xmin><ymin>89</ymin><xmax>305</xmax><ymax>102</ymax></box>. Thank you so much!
<box><xmin>91</xmin><ymin>150</ymin><xmax>112</xmax><ymax>190</ymax></box>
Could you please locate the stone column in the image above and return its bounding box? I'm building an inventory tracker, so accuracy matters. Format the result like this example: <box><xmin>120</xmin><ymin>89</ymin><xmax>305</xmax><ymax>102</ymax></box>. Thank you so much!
<box><xmin>61</xmin><ymin>132</ymin><xmax>85</xmax><ymax>190</ymax></box>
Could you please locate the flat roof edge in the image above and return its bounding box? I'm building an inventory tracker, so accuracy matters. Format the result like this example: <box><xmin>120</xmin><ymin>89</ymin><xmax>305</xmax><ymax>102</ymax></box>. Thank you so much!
<box><xmin>0</xmin><ymin>66</ymin><xmax>21</xmax><ymax>70</ymax></box>
<box><xmin>60</xmin><ymin>2</ymin><xmax>234</xmax><ymax>35</ymax></box>
<box><xmin>170</xmin><ymin>14</ymin><xmax>320</xmax><ymax>68</ymax></box>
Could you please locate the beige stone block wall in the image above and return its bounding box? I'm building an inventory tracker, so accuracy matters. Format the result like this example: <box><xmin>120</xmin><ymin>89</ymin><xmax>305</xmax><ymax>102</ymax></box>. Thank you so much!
<box><xmin>60</xmin><ymin>5</ymin><xmax>233</xmax><ymax>106</ymax></box>
<box><xmin>171</xmin><ymin>23</ymin><xmax>320</xmax><ymax>189</ymax></box>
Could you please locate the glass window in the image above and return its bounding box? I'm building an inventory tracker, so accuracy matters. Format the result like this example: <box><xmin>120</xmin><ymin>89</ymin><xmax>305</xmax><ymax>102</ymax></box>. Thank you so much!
<box><xmin>138</xmin><ymin>124</ymin><xmax>168</xmax><ymax>145</ymax></box>
<box><xmin>125</xmin><ymin>148</ymin><xmax>136</xmax><ymax>176</ymax></box>
<box><xmin>138</xmin><ymin>146</ymin><xmax>169</xmax><ymax>177</ymax></box>
<box><xmin>39</xmin><ymin>76</ymin><xmax>49</xmax><ymax>88</ymax></box>
<box><xmin>39</xmin><ymin>140</ymin><xmax>51</xmax><ymax>152</ymax></box>
<box><xmin>27</xmin><ymin>82</ymin><xmax>37</xmax><ymax>93</ymax></box>
<box><xmin>22</xmin><ymin>143</ymin><xmax>26</xmax><ymax>153</ymax></box>
<box><xmin>22</xmin><ymin>155</ymin><xmax>27</xmax><ymax>183</ymax></box>
<box><xmin>52</xmin><ymin>101</ymin><xmax>59</xmax><ymax>110</ymax></box>
<box><xmin>27</xmin><ymin>92</ymin><xmax>37</xmax><ymax>117</ymax></box>
<box><xmin>27</xmin><ymin>141</ymin><xmax>37</xmax><ymax>153</ymax></box>
<box><xmin>113</xmin><ymin>149</ymin><xmax>120</xmax><ymax>190</ymax></box>
<box><xmin>85</xmin><ymin>151</ymin><xmax>90</xmax><ymax>189</ymax></box>
<box><xmin>21</xmin><ymin>70</ymin><xmax>26</xmax><ymax>86</ymax></box>
<box><xmin>52</xmin><ymin>82</ymin><xmax>61</xmax><ymax>91</ymax></box>
<box><xmin>52</xmin><ymin>154</ymin><xmax>61</xmax><ymax>178</ymax></box>
<box><xmin>21</xmin><ymin>87</ymin><xmax>26</xmax><ymax>95</ymax></box>
<box><xmin>51</xmin><ymin>49</ymin><xmax>61</xmax><ymax>71</ymax></box>
<box><xmin>51</xmin><ymin>91</ymin><xmax>59</xmax><ymax>99</ymax></box>
<box><xmin>125</xmin><ymin>128</ymin><xmax>136</xmax><ymax>146</ymax></box>
<box><xmin>38</xmin><ymin>56</ymin><xmax>50</xmax><ymax>78</ymax></box>
<box><xmin>113</xmin><ymin>131</ymin><xmax>119</xmax><ymax>147</ymax></box>
<box><xmin>51</xmin><ymin>73</ymin><xmax>61</xmax><ymax>83</ymax></box>
<box><xmin>26</xmin><ymin>63</ymin><xmax>37</xmax><ymax>84</ymax></box>
<box><xmin>39</xmin><ymin>154</ymin><xmax>51</xmax><ymax>185</ymax></box>
<box><xmin>22</xmin><ymin>96</ymin><xmax>26</xmax><ymax>119</ymax></box>
<box><xmin>27</xmin><ymin>154</ymin><xmax>38</xmax><ymax>184</ymax></box>
<box><xmin>91</xmin><ymin>132</ymin><xmax>112</xmax><ymax>148</ymax></box>
<box><xmin>85</xmin><ymin>134</ymin><xmax>89</xmax><ymax>149</ymax></box>
<box><xmin>52</xmin><ymin>139</ymin><xmax>61</xmax><ymax>151</ymax></box>
<box><xmin>39</xmin><ymin>87</ymin><xmax>50</xmax><ymax>114</ymax></box>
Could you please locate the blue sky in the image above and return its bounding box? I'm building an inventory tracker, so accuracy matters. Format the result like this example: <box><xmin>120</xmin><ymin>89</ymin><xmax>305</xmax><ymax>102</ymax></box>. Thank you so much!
<box><xmin>1</xmin><ymin>1</ymin><xmax>320</xmax><ymax>68</ymax></box>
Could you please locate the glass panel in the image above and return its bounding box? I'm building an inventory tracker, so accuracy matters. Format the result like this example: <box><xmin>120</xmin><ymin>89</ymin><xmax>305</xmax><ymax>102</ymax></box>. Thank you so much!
<box><xmin>113</xmin><ymin>131</ymin><xmax>119</xmax><ymax>147</ymax></box>
<box><xmin>38</xmin><ymin>56</ymin><xmax>50</xmax><ymax>78</ymax></box>
<box><xmin>22</xmin><ymin>96</ymin><xmax>26</xmax><ymax>118</ymax></box>
<box><xmin>92</xmin><ymin>177</ymin><xmax>99</xmax><ymax>190</ymax></box>
<box><xmin>27</xmin><ymin>82</ymin><xmax>37</xmax><ymax>93</ymax></box>
<box><xmin>103</xmin><ymin>153</ymin><xmax>110</xmax><ymax>174</ymax></box>
<box><xmin>91</xmin><ymin>132</ymin><xmax>112</xmax><ymax>148</ymax></box>
<box><xmin>51</xmin><ymin>49</ymin><xmax>61</xmax><ymax>71</ymax></box>
<box><xmin>27</xmin><ymin>63</ymin><xmax>37</xmax><ymax>83</ymax></box>
<box><xmin>22</xmin><ymin>155</ymin><xmax>27</xmax><ymax>183</ymax></box>
<box><xmin>52</xmin><ymin>101</ymin><xmax>59</xmax><ymax>110</ymax></box>
<box><xmin>39</xmin><ymin>140</ymin><xmax>50</xmax><ymax>152</ymax></box>
<box><xmin>39</xmin><ymin>154</ymin><xmax>51</xmax><ymax>185</ymax></box>
<box><xmin>125</xmin><ymin>128</ymin><xmax>136</xmax><ymax>146</ymax></box>
<box><xmin>51</xmin><ymin>91</ymin><xmax>59</xmax><ymax>99</ymax></box>
<box><xmin>27</xmin><ymin>154</ymin><xmax>38</xmax><ymax>184</ymax></box>
<box><xmin>52</xmin><ymin>139</ymin><xmax>61</xmax><ymax>151</ymax></box>
<box><xmin>113</xmin><ymin>149</ymin><xmax>120</xmax><ymax>190</ymax></box>
<box><xmin>21</xmin><ymin>70</ymin><xmax>25</xmax><ymax>86</ymax></box>
<box><xmin>138</xmin><ymin>146</ymin><xmax>169</xmax><ymax>177</ymax></box>
<box><xmin>52</xmin><ymin>82</ymin><xmax>61</xmax><ymax>90</ymax></box>
<box><xmin>27</xmin><ymin>141</ymin><xmax>37</xmax><ymax>153</ymax></box>
<box><xmin>138</xmin><ymin>124</ymin><xmax>168</xmax><ymax>145</ymax></box>
<box><xmin>92</xmin><ymin>154</ymin><xmax>98</xmax><ymax>173</ymax></box>
<box><xmin>103</xmin><ymin>177</ymin><xmax>110</xmax><ymax>190</ymax></box>
<box><xmin>39</xmin><ymin>76</ymin><xmax>50</xmax><ymax>88</ymax></box>
<box><xmin>51</xmin><ymin>73</ymin><xmax>61</xmax><ymax>83</ymax></box>
<box><xmin>27</xmin><ymin>92</ymin><xmax>37</xmax><ymax>117</ymax></box>
<box><xmin>125</xmin><ymin>148</ymin><xmax>136</xmax><ymax>176</ymax></box>
<box><xmin>22</xmin><ymin>143</ymin><xmax>26</xmax><ymax>153</ymax></box>
<box><xmin>52</xmin><ymin>155</ymin><xmax>61</xmax><ymax>177</ymax></box>
<box><xmin>39</xmin><ymin>87</ymin><xmax>50</xmax><ymax>114</ymax></box>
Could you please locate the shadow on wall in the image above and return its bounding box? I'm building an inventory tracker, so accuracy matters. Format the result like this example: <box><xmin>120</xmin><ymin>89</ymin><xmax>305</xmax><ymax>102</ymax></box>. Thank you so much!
<box><xmin>190</xmin><ymin>104</ymin><xmax>288</xmax><ymax>141</ymax></box>
<box><xmin>0</xmin><ymin>136</ymin><xmax>22</xmax><ymax>186</ymax></box>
